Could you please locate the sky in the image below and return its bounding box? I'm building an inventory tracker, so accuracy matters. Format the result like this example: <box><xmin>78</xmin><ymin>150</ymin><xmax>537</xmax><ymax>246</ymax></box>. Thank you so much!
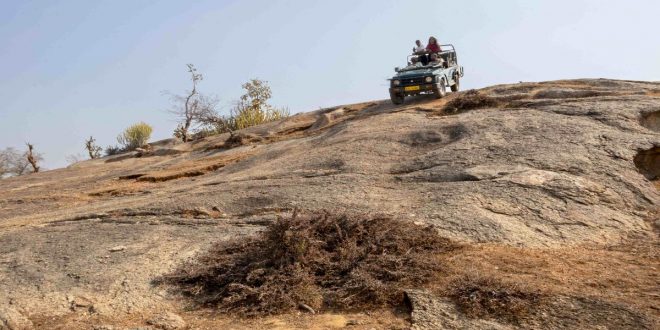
<box><xmin>1</xmin><ymin>0</ymin><xmax>659</xmax><ymax>169</ymax></box>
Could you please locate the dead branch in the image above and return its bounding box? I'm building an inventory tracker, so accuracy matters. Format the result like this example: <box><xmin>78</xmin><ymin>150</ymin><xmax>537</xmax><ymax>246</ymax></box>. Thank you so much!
<box><xmin>26</xmin><ymin>143</ymin><xmax>40</xmax><ymax>173</ymax></box>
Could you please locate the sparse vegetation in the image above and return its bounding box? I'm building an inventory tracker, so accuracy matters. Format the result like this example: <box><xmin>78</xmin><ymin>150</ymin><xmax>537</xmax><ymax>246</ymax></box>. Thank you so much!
<box><xmin>104</xmin><ymin>145</ymin><xmax>123</xmax><ymax>156</ymax></box>
<box><xmin>0</xmin><ymin>147</ymin><xmax>29</xmax><ymax>177</ymax></box>
<box><xmin>231</xmin><ymin>79</ymin><xmax>290</xmax><ymax>130</ymax></box>
<box><xmin>1</xmin><ymin>146</ymin><xmax>42</xmax><ymax>177</ymax></box>
<box><xmin>447</xmin><ymin>275</ymin><xmax>544</xmax><ymax>324</ymax></box>
<box><xmin>117</xmin><ymin>122</ymin><xmax>153</xmax><ymax>151</ymax></box>
<box><xmin>168</xmin><ymin>64</ymin><xmax>218</xmax><ymax>142</ymax></box>
<box><xmin>65</xmin><ymin>153</ymin><xmax>85</xmax><ymax>165</ymax></box>
<box><xmin>166</xmin><ymin>66</ymin><xmax>288</xmax><ymax>141</ymax></box>
<box><xmin>25</xmin><ymin>143</ymin><xmax>41</xmax><ymax>173</ymax></box>
<box><xmin>160</xmin><ymin>211</ymin><xmax>457</xmax><ymax>316</ymax></box>
<box><xmin>85</xmin><ymin>136</ymin><xmax>102</xmax><ymax>159</ymax></box>
<box><xmin>0</xmin><ymin>150</ymin><xmax>9</xmax><ymax>177</ymax></box>
<box><xmin>198</xmin><ymin>79</ymin><xmax>289</xmax><ymax>136</ymax></box>
<box><xmin>442</xmin><ymin>90</ymin><xmax>500</xmax><ymax>114</ymax></box>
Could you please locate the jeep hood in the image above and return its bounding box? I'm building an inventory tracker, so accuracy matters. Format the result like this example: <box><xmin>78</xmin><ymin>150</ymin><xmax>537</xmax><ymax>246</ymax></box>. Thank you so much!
<box><xmin>393</xmin><ymin>68</ymin><xmax>434</xmax><ymax>79</ymax></box>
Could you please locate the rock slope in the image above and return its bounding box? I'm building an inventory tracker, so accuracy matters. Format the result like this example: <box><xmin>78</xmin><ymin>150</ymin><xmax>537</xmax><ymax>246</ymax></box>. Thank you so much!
<box><xmin>0</xmin><ymin>79</ymin><xmax>658</xmax><ymax>329</ymax></box>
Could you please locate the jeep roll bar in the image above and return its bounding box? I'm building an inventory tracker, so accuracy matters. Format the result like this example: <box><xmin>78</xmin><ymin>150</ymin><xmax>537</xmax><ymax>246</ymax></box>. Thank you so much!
<box><xmin>440</xmin><ymin>44</ymin><xmax>455</xmax><ymax>51</ymax></box>
<box><xmin>405</xmin><ymin>44</ymin><xmax>458</xmax><ymax>66</ymax></box>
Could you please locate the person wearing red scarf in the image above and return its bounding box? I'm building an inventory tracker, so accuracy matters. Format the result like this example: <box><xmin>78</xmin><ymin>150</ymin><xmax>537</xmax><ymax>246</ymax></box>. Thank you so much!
<box><xmin>426</xmin><ymin>36</ymin><xmax>442</xmax><ymax>53</ymax></box>
<box><xmin>417</xmin><ymin>36</ymin><xmax>442</xmax><ymax>66</ymax></box>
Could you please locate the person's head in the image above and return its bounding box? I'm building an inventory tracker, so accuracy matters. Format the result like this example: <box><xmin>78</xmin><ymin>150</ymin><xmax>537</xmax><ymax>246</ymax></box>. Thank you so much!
<box><xmin>430</xmin><ymin>53</ymin><xmax>438</xmax><ymax>61</ymax></box>
<box><xmin>415</xmin><ymin>40</ymin><xmax>422</xmax><ymax>46</ymax></box>
<box><xmin>428</xmin><ymin>36</ymin><xmax>437</xmax><ymax>45</ymax></box>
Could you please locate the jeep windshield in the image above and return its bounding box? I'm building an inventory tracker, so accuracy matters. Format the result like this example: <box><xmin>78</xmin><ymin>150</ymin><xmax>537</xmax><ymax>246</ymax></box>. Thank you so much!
<box><xmin>398</xmin><ymin>62</ymin><xmax>443</xmax><ymax>73</ymax></box>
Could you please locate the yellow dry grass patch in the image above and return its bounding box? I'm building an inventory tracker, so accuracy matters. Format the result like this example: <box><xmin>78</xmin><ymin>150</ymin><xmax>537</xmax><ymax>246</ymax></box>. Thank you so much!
<box><xmin>136</xmin><ymin>152</ymin><xmax>253</xmax><ymax>182</ymax></box>
<box><xmin>433</xmin><ymin>242</ymin><xmax>659</xmax><ymax>315</ymax></box>
<box><xmin>647</xmin><ymin>89</ymin><xmax>660</xmax><ymax>97</ymax></box>
<box><xmin>87</xmin><ymin>181</ymin><xmax>153</xmax><ymax>197</ymax></box>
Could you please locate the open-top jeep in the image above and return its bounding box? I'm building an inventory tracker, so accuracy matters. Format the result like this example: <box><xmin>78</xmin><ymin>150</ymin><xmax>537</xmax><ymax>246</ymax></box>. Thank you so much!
<box><xmin>388</xmin><ymin>44</ymin><xmax>464</xmax><ymax>104</ymax></box>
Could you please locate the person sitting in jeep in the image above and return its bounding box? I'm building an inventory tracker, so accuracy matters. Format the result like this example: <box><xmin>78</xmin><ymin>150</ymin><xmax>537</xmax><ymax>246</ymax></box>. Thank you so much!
<box><xmin>413</xmin><ymin>40</ymin><xmax>425</xmax><ymax>53</ymax></box>
<box><xmin>405</xmin><ymin>56</ymin><xmax>424</xmax><ymax>69</ymax></box>
<box><xmin>415</xmin><ymin>36</ymin><xmax>443</xmax><ymax>66</ymax></box>
<box><xmin>426</xmin><ymin>36</ymin><xmax>442</xmax><ymax>53</ymax></box>
<box><xmin>428</xmin><ymin>53</ymin><xmax>445</xmax><ymax>66</ymax></box>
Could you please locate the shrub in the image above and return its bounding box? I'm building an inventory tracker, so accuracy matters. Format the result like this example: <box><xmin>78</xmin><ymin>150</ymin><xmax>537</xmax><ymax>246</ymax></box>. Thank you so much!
<box><xmin>198</xmin><ymin>79</ymin><xmax>289</xmax><ymax>135</ymax></box>
<box><xmin>167</xmin><ymin>64</ymin><xmax>219</xmax><ymax>142</ymax></box>
<box><xmin>85</xmin><ymin>136</ymin><xmax>102</xmax><ymax>159</ymax></box>
<box><xmin>232</xmin><ymin>79</ymin><xmax>289</xmax><ymax>130</ymax></box>
<box><xmin>104</xmin><ymin>145</ymin><xmax>124</xmax><ymax>156</ymax></box>
<box><xmin>442</xmin><ymin>90</ymin><xmax>500</xmax><ymax>114</ymax></box>
<box><xmin>0</xmin><ymin>148</ymin><xmax>28</xmax><ymax>177</ymax></box>
<box><xmin>447</xmin><ymin>275</ymin><xmax>544</xmax><ymax>323</ymax></box>
<box><xmin>232</xmin><ymin>104</ymin><xmax>289</xmax><ymax>131</ymax></box>
<box><xmin>160</xmin><ymin>211</ymin><xmax>457</xmax><ymax>316</ymax></box>
<box><xmin>117</xmin><ymin>122</ymin><xmax>153</xmax><ymax>150</ymax></box>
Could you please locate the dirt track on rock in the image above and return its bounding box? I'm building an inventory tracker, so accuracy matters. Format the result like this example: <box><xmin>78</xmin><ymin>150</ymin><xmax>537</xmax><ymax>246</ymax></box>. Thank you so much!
<box><xmin>1</xmin><ymin>79</ymin><xmax>658</xmax><ymax>329</ymax></box>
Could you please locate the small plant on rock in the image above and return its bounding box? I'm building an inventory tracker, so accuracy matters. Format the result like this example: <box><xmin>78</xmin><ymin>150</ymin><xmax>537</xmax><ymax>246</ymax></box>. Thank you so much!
<box><xmin>231</xmin><ymin>79</ymin><xmax>289</xmax><ymax>130</ymax></box>
<box><xmin>167</xmin><ymin>64</ymin><xmax>218</xmax><ymax>142</ymax></box>
<box><xmin>117</xmin><ymin>122</ymin><xmax>153</xmax><ymax>151</ymax></box>
<box><xmin>85</xmin><ymin>136</ymin><xmax>102</xmax><ymax>159</ymax></box>
<box><xmin>160</xmin><ymin>210</ymin><xmax>457</xmax><ymax>316</ymax></box>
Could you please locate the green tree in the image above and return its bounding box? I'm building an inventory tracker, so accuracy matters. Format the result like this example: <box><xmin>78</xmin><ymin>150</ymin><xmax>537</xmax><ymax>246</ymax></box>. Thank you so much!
<box><xmin>231</xmin><ymin>79</ymin><xmax>289</xmax><ymax>130</ymax></box>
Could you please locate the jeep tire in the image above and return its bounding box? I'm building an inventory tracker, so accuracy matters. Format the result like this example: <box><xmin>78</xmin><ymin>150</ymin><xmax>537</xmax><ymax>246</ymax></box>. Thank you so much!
<box><xmin>390</xmin><ymin>92</ymin><xmax>404</xmax><ymax>105</ymax></box>
<box><xmin>434</xmin><ymin>79</ymin><xmax>447</xmax><ymax>99</ymax></box>
<box><xmin>451</xmin><ymin>76</ymin><xmax>460</xmax><ymax>92</ymax></box>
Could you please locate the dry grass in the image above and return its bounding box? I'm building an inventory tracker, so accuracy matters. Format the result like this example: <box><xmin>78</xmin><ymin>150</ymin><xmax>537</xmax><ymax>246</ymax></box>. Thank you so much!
<box><xmin>442</xmin><ymin>90</ymin><xmax>500</xmax><ymax>114</ymax></box>
<box><xmin>122</xmin><ymin>152</ymin><xmax>252</xmax><ymax>182</ymax></box>
<box><xmin>446</xmin><ymin>275</ymin><xmax>544</xmax><ymax>324</ymax></box>
<box><xmin>160</xmin><ymin>211</ymin><xmax>458</xmax><ymax>316</ymax></box>
<box><xmin>88</xmin><ymin>181</ymin><xmax>152</xmax><ymax>197</ymax></box>
<box><xmin>206</xmin><ymin>122</ymin><xmax>313</xmax><ymax>150</ymax></box>
<box><xmin>222</xmin><ymin>133</ymin><xmax>266</xmax><ymax>149</ymax></box>
<box><xmin>436</xmin><ymin>242</ymin><xmax>660</xmax><ymax>319</ymax></box>
<box><xmin>646</xmin><ymin>89</ymin><xmax>660</xmax><ymax>97</ymax></box>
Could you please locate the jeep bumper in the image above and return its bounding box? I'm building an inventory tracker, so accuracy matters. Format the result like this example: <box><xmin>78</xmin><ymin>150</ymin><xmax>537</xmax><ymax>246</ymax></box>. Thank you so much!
<box><xmin>389</xmin><ymin>83</ymin><xmax>440</xmax><ymax>96</ymax></box>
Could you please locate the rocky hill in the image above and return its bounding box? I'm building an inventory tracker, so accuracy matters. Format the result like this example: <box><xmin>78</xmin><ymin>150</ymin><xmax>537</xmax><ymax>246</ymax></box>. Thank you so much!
<box><xmin>0</xmin><ymin>79</ymin><xmax>658</xmax><ymax>329</ymax></box>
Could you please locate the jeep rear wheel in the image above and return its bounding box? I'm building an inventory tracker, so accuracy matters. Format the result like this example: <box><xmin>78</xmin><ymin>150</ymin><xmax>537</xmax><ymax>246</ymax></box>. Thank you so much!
<box><xmin>434</xmin><ymin>79</ymin><xmax>447</xmax><ymax>99</ymax></box>
<box><xmin>390</xmin><ymin>92</ymin><xmax>404</xmax><ymax>105</ymax></box>
<box><xmin>451</xmin><ymin>76</ymin><xmax>460</xmax><ymax>92</ymax></box>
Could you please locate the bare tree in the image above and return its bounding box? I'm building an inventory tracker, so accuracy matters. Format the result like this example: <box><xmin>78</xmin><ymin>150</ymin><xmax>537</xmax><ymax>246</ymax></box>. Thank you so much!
<box><xmin>26</xmin><ymin>143</ymin><xmax>40</xmax><ymax>173</ymax></box>
<box><xmin>65</xmin><ymin>153</ymin><xmax>85</xmax><ymax>165</ymax></box>
<box><xmin>0</xmin><ymin>149</ymin><xmax>10</xmax><ymax>177</ymax></box>
<box><xmin>0</xmin><ymin>147</ymin><xmax>36</xmax><ymax>178</ymax></box>
<box><xmin>85</xmin><ymin>136</ymin><xmax>102</xmax><ymax>159</ymax></box>
<box><xmin>195</xmin><ymin>79</ymin><xmax>288</xmax><ymax>135</ymax></box>
<box><xmin>168</xmin><ymin>64</ymin><xmax>218</xmax><ymax>142</ymax></box>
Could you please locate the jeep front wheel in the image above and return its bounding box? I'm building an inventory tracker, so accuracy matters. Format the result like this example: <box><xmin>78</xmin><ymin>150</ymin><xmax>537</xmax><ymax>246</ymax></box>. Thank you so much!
<box><xmin>390</xmin><ymin>92</ymin><xmax>404</xmax><ymax>105</ymax></box>
<box><xmin>434</xmin><ymin>79</ymin><xmax>447</xmax><ymax>99</ymax></box>
<box><xmin>451</xmin><ymin>76</ymin><xmax>460</xmax><ymax>92</ymax></box>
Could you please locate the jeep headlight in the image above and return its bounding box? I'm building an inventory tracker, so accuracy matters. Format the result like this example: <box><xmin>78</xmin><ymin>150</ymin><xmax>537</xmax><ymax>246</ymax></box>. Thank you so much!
<box><xmin>425</xmin><ymin>76</ymin><xmax>434</xmax><ymax>83</ymax></box>
<box><xmin>393</xmin><ymin>80</ymin><xmax>400</xmax><ymax>86</ymax></box>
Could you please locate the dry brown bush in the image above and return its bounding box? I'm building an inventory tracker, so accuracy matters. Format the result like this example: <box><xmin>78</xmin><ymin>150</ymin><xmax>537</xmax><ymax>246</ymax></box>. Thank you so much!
<box><xmin>446</xmin><ymin>275</ymin><xmax>545</xmax><ymax>323</ymax></box>
<box><xmin>442</xmin><ymin>90</ymin><xmax>500</xmax><ymax>114</ymax></box>
<box><xmin>160</xmin><ymin>211</ymin><xmax>458</xmax><ymax>315</ymax></box>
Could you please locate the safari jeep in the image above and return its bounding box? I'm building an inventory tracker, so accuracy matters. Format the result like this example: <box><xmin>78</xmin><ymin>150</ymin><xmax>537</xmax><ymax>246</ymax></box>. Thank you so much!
<box><xmin>388</xmin><ymin>44</ymin><xmax>464</xmax><ymax>105</ymax></box>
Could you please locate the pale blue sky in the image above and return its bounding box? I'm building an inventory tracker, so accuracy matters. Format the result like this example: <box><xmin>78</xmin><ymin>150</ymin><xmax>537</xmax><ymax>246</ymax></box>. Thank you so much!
<box><xmin>1</xmin><ymin>0</ymin><xmax>659</xmax><ymax>169</ymax></box>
